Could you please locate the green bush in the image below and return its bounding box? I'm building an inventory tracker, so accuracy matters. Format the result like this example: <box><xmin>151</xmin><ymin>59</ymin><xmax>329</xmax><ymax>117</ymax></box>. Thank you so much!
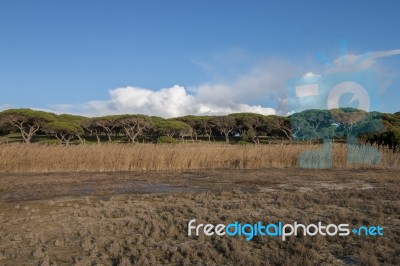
<box><xmin>157</xmin><ymin>136</ymin><xmax>179</xmax><ymax>144</ymax></box>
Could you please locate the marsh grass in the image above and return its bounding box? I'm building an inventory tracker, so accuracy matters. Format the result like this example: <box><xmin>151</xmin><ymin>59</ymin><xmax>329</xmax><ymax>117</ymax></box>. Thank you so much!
<box><xmin>0</xmin><ymin>143</ymin><xmax>398</xmax><ymax>172</ymax></box>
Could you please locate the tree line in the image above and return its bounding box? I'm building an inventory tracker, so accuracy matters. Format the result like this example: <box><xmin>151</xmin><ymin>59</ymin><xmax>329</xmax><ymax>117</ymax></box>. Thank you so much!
<box><xmin>0</xmin><ymin>108</ymin><xmax>399</xmax><ymax>151</ymax></box>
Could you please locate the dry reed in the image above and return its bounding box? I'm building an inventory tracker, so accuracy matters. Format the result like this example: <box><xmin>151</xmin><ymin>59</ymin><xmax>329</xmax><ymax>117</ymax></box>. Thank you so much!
<box><xmin>0</xmin><ymin>143</ymin><xmax>398</xmax><ymax>173</ymax></box>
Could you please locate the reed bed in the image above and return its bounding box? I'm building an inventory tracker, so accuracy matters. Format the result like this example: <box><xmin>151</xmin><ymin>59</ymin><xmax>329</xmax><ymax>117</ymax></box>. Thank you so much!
<box><xmin>0</xmin><ymin>143</ymin><xmax>398</xmax><ymax>173</ymax></box>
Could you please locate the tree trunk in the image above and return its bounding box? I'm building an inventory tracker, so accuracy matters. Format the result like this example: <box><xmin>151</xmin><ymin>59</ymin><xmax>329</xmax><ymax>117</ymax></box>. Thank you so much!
<box><xmin>224</xmin><ymin>133</ymin><xmax>229</xmax><ymax>144</ymax></box>
<box><xmin>18</xmin><ymin>126</ymin><xmax>31</xmax><ymax>144</ymax></box>
<box><xmin>96</xmin><ymin>134</ymin><xmax>101</xmax><ymax>144</ymax></box>
<box><xmin>124</xmin><ymin>128</ymin><xmax>140</xmax><ymax>144</ymax></box>
<box><xmin>77</xmin><ymin>135</ymin><xmax>84</xmax><ymax>145</ymax></box>
<box><xmin>55</xmin><ymin>134</ymin><xmax>63</xmax><ymax>144</ymax></box>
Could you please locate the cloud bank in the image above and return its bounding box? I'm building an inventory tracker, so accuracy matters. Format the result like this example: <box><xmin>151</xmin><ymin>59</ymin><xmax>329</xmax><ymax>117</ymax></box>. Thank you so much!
<box><xmin>50</xmin><ymin>59</ymin><xmax>301</xmax><ymax>118</ymax></box>
<box><xmin>46</xmin><ymin>48</ymin><xmax>399</xmax><ymax>118</ymax></box>
<box><xmin>71</xmin><ymin>85</ymin><xmax>277</xmax><ymax>118</ymax></box>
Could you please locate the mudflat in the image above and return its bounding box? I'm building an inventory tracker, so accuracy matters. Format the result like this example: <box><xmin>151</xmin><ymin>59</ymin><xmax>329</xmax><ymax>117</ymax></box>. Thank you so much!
<box><xmin>0</xmin><ymin>169</ymin><xmax>399</xmax><ymax>265</ymax></box>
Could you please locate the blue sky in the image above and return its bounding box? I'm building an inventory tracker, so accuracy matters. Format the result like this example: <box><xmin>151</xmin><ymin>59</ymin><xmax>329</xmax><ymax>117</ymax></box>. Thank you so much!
<box><xmin>1</xmin><ymin>0</ymin><xmax>399</xmax><ymax>117</ymax></box>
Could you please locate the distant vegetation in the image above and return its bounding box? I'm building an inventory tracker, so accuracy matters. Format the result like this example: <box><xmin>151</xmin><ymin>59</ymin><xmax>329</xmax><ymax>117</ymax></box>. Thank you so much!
<box><xmin>0</xmin><ymin>108</ymin><xmax>399</xmax><ymax>152</ymax></box>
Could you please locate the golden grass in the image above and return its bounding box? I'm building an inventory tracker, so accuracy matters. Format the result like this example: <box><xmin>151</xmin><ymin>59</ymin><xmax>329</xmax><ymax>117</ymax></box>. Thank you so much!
<box><xmin>0</xmin><ymin>143</ymin><xmax>398</xmax><ymax>172</ymax></box>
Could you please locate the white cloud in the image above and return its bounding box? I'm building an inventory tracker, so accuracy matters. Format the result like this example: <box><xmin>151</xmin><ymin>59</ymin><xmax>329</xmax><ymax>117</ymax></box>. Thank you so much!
<box><xmin>81</xmin><ymin>85</ymin><xmax>196</xmax><ymax>117</ymax></box>
<box><xmin>330</xmin><ymin>49</ymin><xmax>400</xmax><ymax>72</ymax></box>
<box><xmin>50</xmin><ymin>58</ymin><xmax>302</xmax><ymax>118</ymax></box>
<box><xmin>66</xmin><ymin>84</ymin><xmax>276</xmax><ymax>118</ymax></box>
<box><xmin>193</xmin><ymin>59</ymin><xmax>302</xmax><ymax>115</ymax></box>
<box><xmin>303</xmin><ymin>72</ymin><xmax>320</xmax><ymax>78</ymax></box>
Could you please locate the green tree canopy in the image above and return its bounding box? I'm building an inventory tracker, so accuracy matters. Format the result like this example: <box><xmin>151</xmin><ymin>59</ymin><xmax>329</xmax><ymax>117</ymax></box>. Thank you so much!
<box><xmin>211</xmin><ymin>116</ymin><xmax>236</xmax><ymax>144</ymax></box>
<box><xmin>229</xmin><ymin>113</ymin><xmax>270</xmax><ymax>144</ymax></box>
<box><xmin>0</xmin><ymin>109</ymin><xmax>56</xmax><ymax>143</ymax></box>
<box><xmin>115</xmin><ymin>115</ymin><xmax>151</xmax><ymax>143</ymax></box>
<box><xmin>153</xmin><ymin>119</ymin><xmax>192</xmax><ymax>139</ymax></box>
<box><xmin>43</xmin><ymin>121</ymin><xmax>84</xmax><ymax>145</ymax></box>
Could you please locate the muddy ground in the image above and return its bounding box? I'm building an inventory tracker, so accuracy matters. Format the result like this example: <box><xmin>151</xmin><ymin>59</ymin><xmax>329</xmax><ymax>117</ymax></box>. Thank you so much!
<box><xmin>0</xmin><ymin>169</ymin><xmax>399</xmax><ymax>265</ymax></box>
